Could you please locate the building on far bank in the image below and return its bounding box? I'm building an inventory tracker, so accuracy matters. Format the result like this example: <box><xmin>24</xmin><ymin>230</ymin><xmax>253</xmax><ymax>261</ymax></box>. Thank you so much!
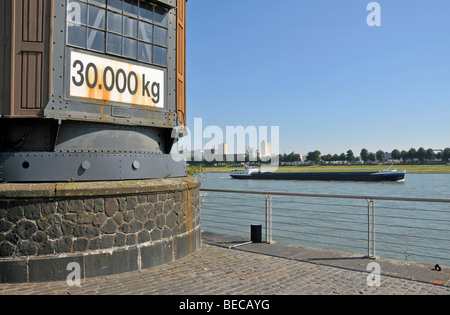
<box><xmin>261</xmin><ymin>141</ymin><xmax>271</xmax><ymax>157</ymax></box>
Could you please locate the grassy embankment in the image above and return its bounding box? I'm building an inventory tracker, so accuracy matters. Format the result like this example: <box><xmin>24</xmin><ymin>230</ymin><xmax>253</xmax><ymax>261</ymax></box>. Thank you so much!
<box><xmin>200</xmin><ymin>164</ymin><xmax>450</xmax><ymax>174</ymax></box>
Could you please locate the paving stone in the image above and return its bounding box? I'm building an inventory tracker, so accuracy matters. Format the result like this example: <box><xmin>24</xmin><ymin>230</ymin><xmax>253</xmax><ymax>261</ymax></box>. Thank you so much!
<box><xmin>0</xmin><ymin>237</ymin><xmax>449</xmax><ymax>296</ymax></box>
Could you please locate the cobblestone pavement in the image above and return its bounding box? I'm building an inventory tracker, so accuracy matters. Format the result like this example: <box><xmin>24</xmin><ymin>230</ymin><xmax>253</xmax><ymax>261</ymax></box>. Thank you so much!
<box><xmin>0</xmin><ymin>242</ymin><xmax>449</xmax><ymax>295</ymax></box>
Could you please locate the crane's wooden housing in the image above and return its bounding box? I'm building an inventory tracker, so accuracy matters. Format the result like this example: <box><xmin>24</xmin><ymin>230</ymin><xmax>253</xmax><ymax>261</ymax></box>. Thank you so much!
<box><xmin>0</xmin><ymin>0</ymin><xmax>187</xmax><ymax>182</ymax></box>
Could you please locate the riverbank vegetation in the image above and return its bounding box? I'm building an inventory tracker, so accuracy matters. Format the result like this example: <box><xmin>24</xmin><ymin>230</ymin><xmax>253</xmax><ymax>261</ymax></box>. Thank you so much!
<box><xmin>197</xmin><ymin>164</ymin><xmax>450</xmax><ymax>174</ymax></box>
<box><xmin>304</xmin><ymin>148</ymin><xmax>450</xmax><ymax>164</ymax></box>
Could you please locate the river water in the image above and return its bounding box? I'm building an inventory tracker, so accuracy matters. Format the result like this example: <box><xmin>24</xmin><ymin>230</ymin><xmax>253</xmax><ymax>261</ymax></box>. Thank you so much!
<box><xmin>199</xmin><ymin>172</ymin><xmax>450</xmax><ymax>266</ymax></box>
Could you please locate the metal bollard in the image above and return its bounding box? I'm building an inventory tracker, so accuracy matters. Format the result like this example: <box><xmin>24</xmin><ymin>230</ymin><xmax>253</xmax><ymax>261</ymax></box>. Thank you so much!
<box><xmin>251</xmin><ymin>224</ymin><xmax>262</xmax><ymax>243</ymax></box>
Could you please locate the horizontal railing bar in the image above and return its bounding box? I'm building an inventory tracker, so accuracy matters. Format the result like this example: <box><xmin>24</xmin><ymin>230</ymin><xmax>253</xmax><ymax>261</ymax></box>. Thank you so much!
<box><xmin>376</xmin><ymin>239</ymin><xmax>450</xmax><ymax>252</ymax></box>
<box><xmin>275</xmin><ymin>200</ymin><xmax>450</xmax><ymax>215</ymax></box>
<box><xmin>271</xmin><ymin>211</ymin><xmax>367</xmax><ymax>222</ymax></box>
<box><xmin>200</xmin><ymin>219</ymin><xmax>250</xmax><ymax>230</ymax></box>
<box><xmin>203</xmin><ymin>194</ymin><xmax>263</xmax><ymax>202</ymax></box>
<box><xmin>202</xmin><ymin>201</ymin><xmax>264</xmax><ymax>210</ymax></box>
<box><xmin>201</xmin><ymin>212</ymin><xmax>256</xmax><ymax>220</ymax></box>
<box><xmin>374</xmin><ymin>231</ymin><xmax>450</xmax><ymax>243</ymax></box>
<box><xmin>374</xmin><ymin>214</ymin><xmax>450</xmax><ymax>224</ymax></box>
<box><xmin>201</xmin><ymin>216</ymin><xmax>264</xmax><ymax>227</ymax></box>
<box><xmin>271</xmin><ymin>221</ymin><xmax>367</xmax><ymax>234</ymax></box>
<box><xmin>271</xmin><ymin>217</ymin><xmax>367</xmax><ymax>229</ymax></box>
<box><xmin>272</xmin><ymin>198</ymin><xmax>364</xmax><ymax>208</ymax></box>
<box><xmin>270</xmin><ymin>227</ymin><xmax>366</xmax><ymax>241</ymax></box>
<box><xmin>201</xmin><ymin>188</ymin><xmax>450</xmax><ymax>203</ymax></box>
<box><xmin>273</xmin><ymin>207</ymin><xmax>367</xmax><ymax>216</ymax></box>
<box><xmin>374</xmin><ymin>222</ymin><xmax>449</xmax><ymax>233</ymax></box>
<box><xmin>374</xmin><ymin>207</ymin><xmax>450</xmax><ymax>216</ymax></box>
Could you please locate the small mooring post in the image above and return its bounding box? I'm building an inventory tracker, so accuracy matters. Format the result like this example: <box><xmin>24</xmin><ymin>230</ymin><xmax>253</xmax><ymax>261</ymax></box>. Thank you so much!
<box><xmin>251</xmin><ymin>224</ymin><xmax>262</xmax><ymax>243</ymax></box>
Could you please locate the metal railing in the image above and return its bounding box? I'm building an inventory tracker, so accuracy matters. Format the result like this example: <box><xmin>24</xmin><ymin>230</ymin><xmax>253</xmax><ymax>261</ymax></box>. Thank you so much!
<box><xmin>200</xmin><ymin>188</ymin><xmax>450</xmax><ymax>266</ymax></box>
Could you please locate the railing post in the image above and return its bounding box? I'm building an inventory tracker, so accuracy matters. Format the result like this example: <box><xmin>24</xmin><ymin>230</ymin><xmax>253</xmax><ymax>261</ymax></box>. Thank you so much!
<box><xmin>366</xmin><ymin>198</ymin><xmax>376</xmax><ymax>259</ymax></box>
<box><xmin>265</xmin><ymin>193</ymin><xmax>273</xmax><ymax>244</ymax></box>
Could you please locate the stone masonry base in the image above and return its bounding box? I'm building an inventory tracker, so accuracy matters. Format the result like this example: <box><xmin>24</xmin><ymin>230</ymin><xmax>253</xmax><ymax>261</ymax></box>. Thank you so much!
<box><xmin>0</xmin><ymin>177</ymin><xmax>201</xmax><ymax>283</ymax></box>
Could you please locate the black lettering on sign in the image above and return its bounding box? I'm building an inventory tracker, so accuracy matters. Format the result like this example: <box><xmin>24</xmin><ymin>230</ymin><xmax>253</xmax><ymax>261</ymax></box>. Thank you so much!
<box><xmin>152</xmin><ymin>82</ymin><xmax>160</xmax><ymax>104</ymax></box>
<box><xmin>116</xmin><ymin>69</ymin><xmax>127</xmax><ymax>93</ymax></box>
<box><xmin>142</xmin><ymin>74</ymin><xmax>150</xmax><ymax>97</ymax></box>
<box><xmin>72</xmin><ymin>60</ymin><xmax>84</xmax><ymax>87</ymax></box>
<box><xmin>85</xmin><ymin>63</ymin><xmax>98</xmax><ymax>89</ymax></box>
<box><xmin>128</xmin><ymin>71</ymin><xmax>138</xmax><ymax>95</ymax></box>
<box><xmin>103</xmin><ymin>66</ymin><xmax>115</xmax><ymax>91</ymax></box>
<box><xmin>71</xmin><ymin>57</ymin><xmax>163</xmax><ymax>106</ymax></box>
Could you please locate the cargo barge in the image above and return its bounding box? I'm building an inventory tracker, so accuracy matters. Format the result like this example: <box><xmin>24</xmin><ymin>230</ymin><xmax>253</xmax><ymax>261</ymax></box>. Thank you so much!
<box><xmin>230</xmin><ymin>166</ymin><xmax>406</xmax><ymax>182</ymax></box>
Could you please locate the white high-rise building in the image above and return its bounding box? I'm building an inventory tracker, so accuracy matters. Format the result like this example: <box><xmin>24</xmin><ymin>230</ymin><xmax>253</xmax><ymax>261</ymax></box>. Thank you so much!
<box><xmin>217</xmin><ymin>143</ymin><xmax>227</xmax><ymax>155</ymax></box>
<box><xmin>260</xmin><ymin>140</ymin><xmax>271</xmax><ymax>157</ymax></box>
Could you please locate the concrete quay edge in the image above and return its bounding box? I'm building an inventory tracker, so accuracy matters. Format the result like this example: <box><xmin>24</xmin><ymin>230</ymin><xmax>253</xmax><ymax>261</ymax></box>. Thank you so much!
<box><xmin>0</xmin><ymin>177</ymin><xmax>201</xmax><ymax>199</ymax></box>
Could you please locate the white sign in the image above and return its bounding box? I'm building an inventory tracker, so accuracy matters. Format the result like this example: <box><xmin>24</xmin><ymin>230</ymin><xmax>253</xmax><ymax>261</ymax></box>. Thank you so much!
<box><xmin>69</xmin><ymin>51</ymin><xmax>165</xmax><ymax>108</ymax></box>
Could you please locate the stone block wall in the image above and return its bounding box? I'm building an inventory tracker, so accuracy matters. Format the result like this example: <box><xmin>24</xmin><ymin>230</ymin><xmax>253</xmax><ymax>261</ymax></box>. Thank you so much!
<box><xmin>0</xmin><ymin>177</ymin><xmax>201</xmax><ymax>283</ymax></box>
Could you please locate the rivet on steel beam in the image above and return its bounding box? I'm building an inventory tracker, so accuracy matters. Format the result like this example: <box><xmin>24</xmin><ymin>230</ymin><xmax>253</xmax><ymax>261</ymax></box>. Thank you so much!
<box><xmin>81</xmin><ymin>160</ymin><xmax>91</xmax><ymax>170</ymax></box>
<box><xmin>132</xmin><ymin>160</ymin><xmax>140</xmax><ymax>170</ymax></box>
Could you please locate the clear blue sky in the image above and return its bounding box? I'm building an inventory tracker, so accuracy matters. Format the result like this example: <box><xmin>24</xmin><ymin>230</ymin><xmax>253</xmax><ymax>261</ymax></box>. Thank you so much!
<box><xmin>184</xmin><ymin>0</ymin><xmax>450</xmax><ymax>155</ymax></box>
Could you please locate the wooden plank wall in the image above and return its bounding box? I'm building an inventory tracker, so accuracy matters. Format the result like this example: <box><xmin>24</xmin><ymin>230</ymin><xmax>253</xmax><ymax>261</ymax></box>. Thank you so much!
<box><xmin>176</xmin><ymin>0</ymin><xmax>186</xmax><ymax>126</ymax></box>
<box><xmin>8</xmin><ymin>0</ymin><xmax>51</xmax><ymax>117</ymax></box>
<box><xmin>0</xmin><ymin>1</ymin><xmax>12</xmax><ymax>116</ymax></box>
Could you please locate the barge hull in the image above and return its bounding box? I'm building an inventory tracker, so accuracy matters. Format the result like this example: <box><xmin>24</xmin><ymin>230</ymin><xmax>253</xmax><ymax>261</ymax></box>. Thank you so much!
<box><xmin>230</xmin><ymin>171</ymin><xmax>406</xmax><ymax>182</ymax></box>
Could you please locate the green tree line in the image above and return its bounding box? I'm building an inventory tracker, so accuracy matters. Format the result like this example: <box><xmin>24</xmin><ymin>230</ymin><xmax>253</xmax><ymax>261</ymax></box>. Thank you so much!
<box><xmin>187</xmin><ymin>147</ymin><xmax>450</xmax><ymax>165</ymax></box>
<box><xmin>302</xmin><ymin>147</ymin><xmax>450</xmax><ymax>163</ymax></box>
